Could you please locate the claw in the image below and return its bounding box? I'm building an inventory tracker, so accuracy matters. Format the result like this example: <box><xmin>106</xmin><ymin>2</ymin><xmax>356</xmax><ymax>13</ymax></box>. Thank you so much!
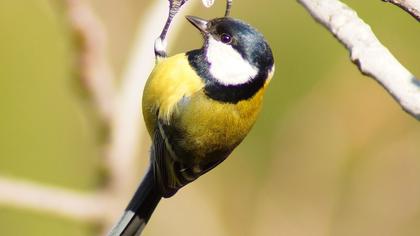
<box><xmin>202</xmin><ymin>0</ymin><xmax>215</xmax><ymax>8</ymax></box>
<box><xmin>201</xmin><ymin>0</ymin><xmax>232</xmax><ymax>16</ymax></box>
<box><xmin>156</xmin><ymin>0</ymin><xmax>190</xmax><ymax>59</ymax></box>
<box><xmin>156</xmin><ymin>0</ymin><xmax>232</xmax><ymax>60</ymax></box>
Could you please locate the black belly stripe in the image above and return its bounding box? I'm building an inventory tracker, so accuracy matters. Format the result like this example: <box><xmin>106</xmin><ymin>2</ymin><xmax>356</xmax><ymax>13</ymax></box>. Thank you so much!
<box><xmin>187</xmin><ymin>49</ymin><xmax>268</xmax><ymax>104</ymax></box>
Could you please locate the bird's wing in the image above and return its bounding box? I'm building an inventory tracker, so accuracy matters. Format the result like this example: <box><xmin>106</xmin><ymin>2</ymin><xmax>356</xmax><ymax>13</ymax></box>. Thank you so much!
<box><xmin>151</xmin><ymin>118</ymin><xmax>188</xmax><ymax>198</ymax></box>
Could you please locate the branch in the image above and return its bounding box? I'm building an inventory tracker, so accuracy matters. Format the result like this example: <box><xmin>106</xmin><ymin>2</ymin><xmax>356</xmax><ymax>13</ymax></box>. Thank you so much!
<box><xmin>0</xmin><ymin>177</ymin><xmax>107</xmax><ymax>222</ymax></box>
<box><xmin>298</xmin><ymin>0</ymin><xmax>420</xmax><ymax>120</ymax></box>
<box><xmin>66</xmin><ymin>0</ymin><xmax>116</xmax><ymax>122</ymax></box>
<box><xmin>383</xmin><ymin>0</ymin><xmax>420</xmax><ymax>21</ymax></box>
<box><xmin>0</xmin><ymin>0</ymin><xmax>117</xmax><ymax>225</ymax></box>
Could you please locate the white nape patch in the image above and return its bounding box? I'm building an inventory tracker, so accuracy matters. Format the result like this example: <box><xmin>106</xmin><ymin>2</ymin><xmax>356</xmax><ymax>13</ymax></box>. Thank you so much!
<box><xmin>206</xmin><ymin>37</ymin><xmax>258</xmax><ymax>86</ymax></box>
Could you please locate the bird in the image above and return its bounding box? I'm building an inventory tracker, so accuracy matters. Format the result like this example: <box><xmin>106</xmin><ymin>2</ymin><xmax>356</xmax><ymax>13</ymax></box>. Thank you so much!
<box><xmin>109</xmin><ymin>15</ymin><xmax>274</xmax><ymax>236</ymax></box>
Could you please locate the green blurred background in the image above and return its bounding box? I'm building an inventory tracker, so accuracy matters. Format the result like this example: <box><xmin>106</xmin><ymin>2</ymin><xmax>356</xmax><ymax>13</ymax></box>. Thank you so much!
<box><xmin>0</xmin><ymin>0</ymin><xmax>419</xmax><ymax>235</ymax></box>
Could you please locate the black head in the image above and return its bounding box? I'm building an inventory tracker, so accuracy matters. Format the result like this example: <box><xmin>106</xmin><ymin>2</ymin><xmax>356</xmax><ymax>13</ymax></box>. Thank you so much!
<box><xmin>186</xmin><ymin>16</ymin><xmax>274</xmax><ymax>73</ymax></box>
<box><xmin>186</xmin><ymin>16</ymin><xmax>275</xmax><ymax>103</ymax></box>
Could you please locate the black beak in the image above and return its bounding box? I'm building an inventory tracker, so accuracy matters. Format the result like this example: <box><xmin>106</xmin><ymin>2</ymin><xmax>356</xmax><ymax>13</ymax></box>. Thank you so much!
<box><xmin>186</xmin><ymin>16</ymin><xmax>208</xmax><ymax>33</ymax></box>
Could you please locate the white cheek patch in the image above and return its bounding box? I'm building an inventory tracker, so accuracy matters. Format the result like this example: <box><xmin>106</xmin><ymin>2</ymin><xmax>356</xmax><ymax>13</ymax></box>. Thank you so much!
<box><xmin>206</xmin><ymin>37</ymin><xmax>258</xmax><ymax>86</ymax></box>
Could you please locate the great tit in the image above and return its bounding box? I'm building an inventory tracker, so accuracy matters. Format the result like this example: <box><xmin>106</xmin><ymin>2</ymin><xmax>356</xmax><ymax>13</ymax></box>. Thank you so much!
<box><xmin>110</xmin><ymin>15</ymin><xmax>274</xmax><ymax>236</ymax></box>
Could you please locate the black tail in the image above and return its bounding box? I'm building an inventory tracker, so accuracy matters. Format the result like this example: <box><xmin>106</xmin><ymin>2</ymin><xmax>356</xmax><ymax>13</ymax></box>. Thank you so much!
<box><xmin>108</xmin><ymin>166</ymin><xmax>161</xmax><ymax>236</ymax></box>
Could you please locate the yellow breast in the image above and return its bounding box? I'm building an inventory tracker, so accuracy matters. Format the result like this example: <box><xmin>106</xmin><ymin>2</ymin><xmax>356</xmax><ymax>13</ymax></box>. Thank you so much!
<box><xmin>142</xmin><ymin>53</ymin><xmax>205</xmax><ymax>135</ymax></box>
<box><xmin>174</xmin><ymin>88</ymin><xmax>266</xmax><ymax>161</ymax></box>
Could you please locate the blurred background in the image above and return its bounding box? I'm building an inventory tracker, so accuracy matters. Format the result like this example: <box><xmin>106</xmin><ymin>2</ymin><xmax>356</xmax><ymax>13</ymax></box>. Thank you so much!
<box><xmin>0</xmin><ymin>0</ymin><xmax>419</xmax><ymax>236</ymax></box>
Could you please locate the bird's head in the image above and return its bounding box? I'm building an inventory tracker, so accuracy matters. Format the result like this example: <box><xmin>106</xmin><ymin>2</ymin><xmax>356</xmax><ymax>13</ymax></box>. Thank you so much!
<box><xmin>186</xmin><ymin>15</ymin><xmax>274</xmax><ymax>88</ymax></box>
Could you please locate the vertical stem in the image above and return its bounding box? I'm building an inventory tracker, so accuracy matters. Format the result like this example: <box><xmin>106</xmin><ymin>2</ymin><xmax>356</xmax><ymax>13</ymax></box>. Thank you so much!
<box><xmin>154</xmin><ymin>0</ymin><xmax>189</xmax><ymax>58</ymax></box>
<box><xmin>225</xmin><ymin>0</ymin><xmax>233</xmax><ymax>16</ymax></box>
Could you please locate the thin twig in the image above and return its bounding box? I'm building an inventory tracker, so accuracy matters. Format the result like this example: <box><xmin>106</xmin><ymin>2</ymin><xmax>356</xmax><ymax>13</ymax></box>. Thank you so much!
<box><xmin>66</xmin><ymin>0</ymin><xmax>119</xmax><ymax>228</ymax></box>
<box><xmin>225</xmin><ymin>0</ymin><xmax>233</xmax><ymax>16</ymax></box>
<box><xmin>298</xmin><ymin>0</ymin><xmax>420</xmax><ymax>120</ymax></box>
<box><xmin>154</xmin><ymin>0</ymin><xmax>190</xmax><ymax>57</ymax></box>
<box><xmin>66</xmin><ymin>0</ymin><xmax>116</xmax><ymax>122</ymax></box>
<box><xmin>0</xmin><ymin>0</ymin><xmax>117</xmax><ymax>225</ymax></box>
<box><xmin>383</xmin><ymin>0</ymin><xmax>420</xmax><ymax>21</ymax></box>
<box><xmin>0</xmin><ymin>177</ymin><xmax>107</xmax><ymax>222</ymax></box>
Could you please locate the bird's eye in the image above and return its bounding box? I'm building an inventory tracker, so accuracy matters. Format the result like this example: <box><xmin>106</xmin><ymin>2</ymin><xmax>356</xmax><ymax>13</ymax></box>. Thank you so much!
<box><xmin>220</xmin><ymin>33</ymin><xmax>232</xmax><ymax>44</ymax></box>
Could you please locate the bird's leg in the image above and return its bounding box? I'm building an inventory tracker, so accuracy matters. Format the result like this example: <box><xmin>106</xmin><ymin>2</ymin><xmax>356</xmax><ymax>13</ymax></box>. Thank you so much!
<box><xmin>154</xmin><ymin>0</ymin><xmax>189</xmax><ymax>59</ymax></box>
<box><xmin>225</xmin><ymin>0</ymin><xmax>232</xmax><ymax>16</ymax></box>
